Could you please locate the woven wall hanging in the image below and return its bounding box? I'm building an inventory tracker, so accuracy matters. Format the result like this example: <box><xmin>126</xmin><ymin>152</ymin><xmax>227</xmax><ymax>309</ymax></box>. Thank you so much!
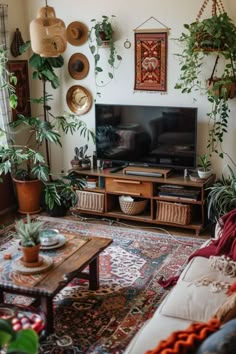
<box><xmin>134</xmin><ymin>17</ymin><xmax>170</xmax><ymax>92</ymax></box>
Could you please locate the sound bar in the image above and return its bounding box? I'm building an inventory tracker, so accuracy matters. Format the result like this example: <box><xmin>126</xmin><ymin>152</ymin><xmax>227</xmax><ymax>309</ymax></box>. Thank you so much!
<box><xmin>124</xmin><ymin>170</ymin><xmax>163</xmax><ymax>177</ymax></box>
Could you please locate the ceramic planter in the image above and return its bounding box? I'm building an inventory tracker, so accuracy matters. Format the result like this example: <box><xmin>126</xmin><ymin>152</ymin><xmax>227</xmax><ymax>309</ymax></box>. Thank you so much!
<box><xmin>197</xmin><ymin>168</ymin><xmax>212</xmax><ymax>179</ymax></box>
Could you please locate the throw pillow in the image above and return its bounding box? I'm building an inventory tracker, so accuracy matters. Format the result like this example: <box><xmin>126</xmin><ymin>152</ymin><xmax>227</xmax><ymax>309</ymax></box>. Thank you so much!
<box><xmin>195</xmin><ymin>318</ymin><xmax>236</xmax><ymax>354</ymax></box>
<box><xmin>214</xmin><ymin>292</ymin><xmax>236</xmax><ymax>324</ymax></box>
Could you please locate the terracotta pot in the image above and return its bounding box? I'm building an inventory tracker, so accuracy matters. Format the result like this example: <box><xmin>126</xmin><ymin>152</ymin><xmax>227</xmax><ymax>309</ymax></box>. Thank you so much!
<box><xmin>13</xmin><ymin>178</ymin><xmax>42</xmax><ymax>214</ymax></box>
<box><xmin>20</xmin><ymin>243</ymin><xmax>41</xmax><ymax>263</ymax></box>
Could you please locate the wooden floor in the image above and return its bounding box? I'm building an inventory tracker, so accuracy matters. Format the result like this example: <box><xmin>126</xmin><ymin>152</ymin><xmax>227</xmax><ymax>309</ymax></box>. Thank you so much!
<box><xmin>0</xmin><ymin>209</ymin><xmax>211</xmax><ymax>240</ymax></box>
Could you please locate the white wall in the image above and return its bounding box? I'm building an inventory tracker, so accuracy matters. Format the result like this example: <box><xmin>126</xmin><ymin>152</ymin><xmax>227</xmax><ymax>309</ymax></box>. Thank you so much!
<box><xmin>8</xmin><ymin>0</ymin><xmax>236</xmax><ymax>177</ymax></box>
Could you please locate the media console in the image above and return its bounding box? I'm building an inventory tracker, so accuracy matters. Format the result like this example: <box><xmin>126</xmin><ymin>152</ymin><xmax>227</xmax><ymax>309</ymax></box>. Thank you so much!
<box><xmin>71</xmin><ymin>168</ymin><xmax>215</xmax><ymax>236</ymax></box>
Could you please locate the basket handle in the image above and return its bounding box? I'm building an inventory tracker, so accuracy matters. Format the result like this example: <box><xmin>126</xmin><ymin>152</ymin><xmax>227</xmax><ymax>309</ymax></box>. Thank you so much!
<box><xmin>113</xmin><ymin>179</ymin><xmax>141</xmax><ymax>185</ymax></box>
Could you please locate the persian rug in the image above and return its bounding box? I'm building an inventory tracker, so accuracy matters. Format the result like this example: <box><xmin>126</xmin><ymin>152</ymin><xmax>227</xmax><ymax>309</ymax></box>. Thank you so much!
<box><xmin>0</xmin><ymin>216</ymin><xmax>205</xmax><ymax>353</ymax></box>
<box><xmin>134</xmin><ymin>31</ymin><xmax>167</xmax><ymax>91</ymax></box>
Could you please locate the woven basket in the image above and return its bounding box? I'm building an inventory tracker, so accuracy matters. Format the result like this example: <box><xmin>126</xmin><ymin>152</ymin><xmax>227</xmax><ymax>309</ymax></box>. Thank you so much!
<box><xmin>119</xmin><ymin>197</ymin><xmax>147</xmax><ymax>215</ymax></box>
<box><xmin>156</xmin><ymin>201</ymin><xmax>192</xmax><ymax>225</ymax></box>
<box><xmin>76</xmin><ymin>191</ymin><xmax>104</xmax><ymax>213</ymax></box>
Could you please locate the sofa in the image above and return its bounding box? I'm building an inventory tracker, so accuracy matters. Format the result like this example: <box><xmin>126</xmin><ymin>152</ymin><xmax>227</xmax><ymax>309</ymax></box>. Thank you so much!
<box><xmin>124</xmin><ymin>212</ymin><xmax>236</xmax><ymax>354</ymax></box>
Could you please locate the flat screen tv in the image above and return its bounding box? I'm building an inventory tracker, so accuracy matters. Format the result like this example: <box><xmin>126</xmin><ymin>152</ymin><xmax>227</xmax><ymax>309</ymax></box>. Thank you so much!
<box><xmin>95</xmin><ymin>104</ymin><xmax>198</xmax><ymax>170</ymax></box>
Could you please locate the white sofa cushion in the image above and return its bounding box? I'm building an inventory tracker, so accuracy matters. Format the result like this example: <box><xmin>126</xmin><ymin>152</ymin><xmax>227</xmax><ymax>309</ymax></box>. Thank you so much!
<box><xmin>160</xmin><ymin>281</ymin><xmax>229</xmax><ymax>322</ymax></box>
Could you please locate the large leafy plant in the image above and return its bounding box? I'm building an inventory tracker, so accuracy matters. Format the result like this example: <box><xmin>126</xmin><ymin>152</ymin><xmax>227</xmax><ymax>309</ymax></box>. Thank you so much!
<box><xmin>0</xmin><ymin>41</ymin><xmax>94</xmax><ymax>210</ymax></box>
<box><xmin>207</xmin><ymin>165</ymin><xmax>236</xmax><ymax>219</ymax></box>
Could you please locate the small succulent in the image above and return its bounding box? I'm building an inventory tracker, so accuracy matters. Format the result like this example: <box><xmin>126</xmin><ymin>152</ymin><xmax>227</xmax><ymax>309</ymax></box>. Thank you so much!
<box><xmin>15</xmin><ymin>214</ymin><xmax>44</xmax><ymax>247</ymax></box>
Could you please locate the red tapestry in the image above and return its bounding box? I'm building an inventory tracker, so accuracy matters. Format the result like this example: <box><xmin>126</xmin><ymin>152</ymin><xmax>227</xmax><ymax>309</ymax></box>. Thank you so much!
<box><xmin>134</xmin><ymin>32</ymin><xmax>167</xmax><ymax>91</ymax></box>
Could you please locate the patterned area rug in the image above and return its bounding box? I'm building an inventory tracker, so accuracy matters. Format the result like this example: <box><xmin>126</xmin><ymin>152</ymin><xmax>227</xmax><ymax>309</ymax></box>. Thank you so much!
<box><xmin>0</xmin><ymin>216</ymin><xmax>205</xmax><ymax>353</ymax></box>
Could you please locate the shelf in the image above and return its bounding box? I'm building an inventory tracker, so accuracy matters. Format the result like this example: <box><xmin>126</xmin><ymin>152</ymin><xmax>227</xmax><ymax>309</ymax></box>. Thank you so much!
<box><xmin>154</xmin><ymin>196</ymin><xmax>201</xmax><ymax>205</ymax></box>
<box><xmin>72</xmin><ymin>168</ymin><xmax>215</xmax><ymax>235</ymax></box>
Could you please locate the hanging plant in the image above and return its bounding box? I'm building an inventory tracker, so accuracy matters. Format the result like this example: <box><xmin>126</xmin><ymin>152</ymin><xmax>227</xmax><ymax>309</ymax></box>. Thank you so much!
<box><xmin>88</xmin><ymin>15</ymin><xmax>122</xmax><ymax>98</ymax></box>
<box><xmin>175</xmin><ymin>0</ymin><xmax>236</xmax><ymax>159</ymax></box>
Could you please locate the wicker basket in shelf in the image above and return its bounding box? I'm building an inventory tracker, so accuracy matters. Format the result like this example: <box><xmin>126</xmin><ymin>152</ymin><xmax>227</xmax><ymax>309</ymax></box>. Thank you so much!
<box><xmin>76</xmin><ymin>190</ymin><xmax>104</xmax><ymax>213</ymax></box>
<box><xmin>119</xmin><ymin>197</ymin><xmax>148</xmax><ymax>216</ymax></box>
<box><xmin>156</xmin><ymin>201</ymin><xmax>192</xmax><ymax>225</ymax></box>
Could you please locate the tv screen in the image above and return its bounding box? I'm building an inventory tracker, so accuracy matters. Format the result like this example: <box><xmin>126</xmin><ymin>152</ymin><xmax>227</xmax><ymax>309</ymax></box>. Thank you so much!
<box><xmin>95</xmin><ymin>104</ymin><xmax>198</xmax><ymax>170</ymax></box>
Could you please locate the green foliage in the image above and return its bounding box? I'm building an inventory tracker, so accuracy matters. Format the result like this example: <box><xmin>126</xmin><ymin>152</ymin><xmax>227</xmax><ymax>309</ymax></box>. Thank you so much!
<box><xmin>44</xmin><ymin>171</ymin><xmax>86</xmax><ymax>210</ymax></box>
<box><xmin>198</xmin><ymin>153</ymin><xmax>211</xmax><ymax>171</ymax></box>
<box><xmin>0</xmin><ymin>42</ymin><xmax>95</xmax><ymax>211</ymax></box>
<box><xmin>0</xmin><ymin>318</ymin><xmax>38</xmax><ymax>354</ymax></box>
<box><xmin>175</xmin><ymin>13</ymin><xmax>236</xmax><ymax>159</ymax></box>
<box><xmin>89</xmin><ymin>15</ymin><xmax>122</xmax><ymax>95</ymax></box>
<box><xmin>0</xmin><ymin>48</ymin><xmax>18</xmax><ymax>109</ymax></box>
<box><xmin>15</xmin><ymin>214</ymin><xmax>44</xmax><ymax>247</ymax></box>
<box><xmin>207</xmin><ymin>165</ymin><xmax>236</xmax><ymax>218</ymax></box>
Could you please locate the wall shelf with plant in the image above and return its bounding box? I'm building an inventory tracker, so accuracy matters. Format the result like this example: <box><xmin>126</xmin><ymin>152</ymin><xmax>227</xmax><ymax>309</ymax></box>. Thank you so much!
<box><xmin>174</xmin><ymin>0</ymin><xmax>236</xmax><ymax>164</ymax></box>
<box><xmin>88</xmin><ymin>15</ymin><xmax>122</xmax><ymax>98</ymax></box>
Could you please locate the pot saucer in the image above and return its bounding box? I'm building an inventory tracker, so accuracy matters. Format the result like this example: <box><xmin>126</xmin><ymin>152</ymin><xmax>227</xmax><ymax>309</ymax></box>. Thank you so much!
<box><xmin>20</xmin><ymin>256</ymin><xmax>44</xmax><ymax>268</ymax></box>
<box><xmin>12</xmin><ymin>255</ymin><xmax>53</xmax><ymax>275</ymax></box>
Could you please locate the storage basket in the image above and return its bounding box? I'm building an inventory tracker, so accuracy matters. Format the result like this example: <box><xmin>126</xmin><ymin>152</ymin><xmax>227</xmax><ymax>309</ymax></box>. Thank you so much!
<box><xmin>119</xmin><ymin>197</ymin><xmax>147</xmax><ymax>215</ymax></box>
<box><xmin>76</xmin><ymin>191</ymin><xmax>104</xmax><ymax>213</ymax></box>
<box><xmin>156</xmin><ymin>201</ymin><xmax>192</xmax><ymax>225</ymax></box>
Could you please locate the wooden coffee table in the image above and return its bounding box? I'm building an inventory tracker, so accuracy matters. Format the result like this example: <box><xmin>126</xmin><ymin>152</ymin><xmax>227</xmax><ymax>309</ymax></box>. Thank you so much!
<box><xmin>0</xmin><ymin>235</ymin><xmax>112</xmax><ymax>336</ymax></box>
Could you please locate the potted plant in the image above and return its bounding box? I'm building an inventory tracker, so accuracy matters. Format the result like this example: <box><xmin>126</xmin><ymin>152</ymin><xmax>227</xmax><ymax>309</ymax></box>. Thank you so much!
<box><xmin>70</xmin><ymin>145</ymin><xmax>91</xmax><ymax>170</ymax></box>
<box><xmin>197</xmin><ymin>153</ymin><xmax>212</xmax><ymax>179</ymax></box>
<box><xmin>44</xmin><ymin>170</ymin><xmax>86</xmax><ymax>216</ymax></box>
<box><xmin>175</xmin><ymin>12</ymin><xmax>236</xmax><ymax>159</ymax></box>
<box><xmin>207</xmin><ymin>165</ymin><xmax>236</xmax><ymax>221</ymax></box>
<box><xmin>88</xmin><ymin>15</ymin><xmax>122</xmax><ymax>96</ymax></box>
<box><xmin>0</xmin><ymin>42</ymin><xmax>94</xmax><ymax>215</ymax></box>
<box><xmin>15</xmin><ymin>214</ymin><xmax>44</xmax><ymax>264</ymax></box>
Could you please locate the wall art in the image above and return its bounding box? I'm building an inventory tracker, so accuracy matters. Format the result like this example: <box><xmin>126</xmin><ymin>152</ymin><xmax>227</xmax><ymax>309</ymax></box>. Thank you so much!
<box><xmin>8</xmin><ymin>60</ymin><xmax>31</xmax><ymax>121</ymax></box>
<box><xmin>134</xmin><ymin>31</ymin><xmax>168</xmax><ymax>92</ymax></box>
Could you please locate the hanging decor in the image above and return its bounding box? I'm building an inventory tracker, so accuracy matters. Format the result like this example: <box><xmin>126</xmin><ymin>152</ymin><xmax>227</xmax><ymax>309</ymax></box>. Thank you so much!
<box><xmin>29</xmin><ymin>1</ymin><xmax>67</xmax><ymax>57</ymax></box>
<box><xmin>134</xmin><ymin>17</ymin><xmax>170</xmax><ymax>92</ymax></box>
<box><xmin>8</xmin><ymin>60</ymin><xmax>31</xmax><ymax>121</ymax></box>
<box><xmin>10</xmin><ymin>28</ymin><xmax>25</xmax><ymax>57</ymax></box>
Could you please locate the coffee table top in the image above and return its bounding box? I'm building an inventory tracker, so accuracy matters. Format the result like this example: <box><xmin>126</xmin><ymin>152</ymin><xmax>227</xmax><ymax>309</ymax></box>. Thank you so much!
<box><xmin>0</xmin><ymin>233</ymin><xmax>112</xmax><ymax>297</ymax></box>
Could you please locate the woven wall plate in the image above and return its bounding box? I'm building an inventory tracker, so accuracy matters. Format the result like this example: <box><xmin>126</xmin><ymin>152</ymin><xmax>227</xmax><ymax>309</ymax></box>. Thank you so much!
<box><xmin>66</xmin><ymin>85</ymin><xmax>92</xmax><ymax>114</ymax></box>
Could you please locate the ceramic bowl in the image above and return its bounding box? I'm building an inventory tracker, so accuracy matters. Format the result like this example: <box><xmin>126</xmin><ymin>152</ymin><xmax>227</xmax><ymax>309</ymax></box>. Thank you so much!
<box><xmin>39</xmin><ymin>229</ymin><xmax>59</xmax><ymax>246</ymax></box>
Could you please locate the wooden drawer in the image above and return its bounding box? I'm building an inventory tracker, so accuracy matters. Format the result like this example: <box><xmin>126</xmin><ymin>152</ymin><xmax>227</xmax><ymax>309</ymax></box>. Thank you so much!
<box><xmin>106</xmin><ymin>178</ymin><xmax>153</xmax><ymax>197</ymax></box>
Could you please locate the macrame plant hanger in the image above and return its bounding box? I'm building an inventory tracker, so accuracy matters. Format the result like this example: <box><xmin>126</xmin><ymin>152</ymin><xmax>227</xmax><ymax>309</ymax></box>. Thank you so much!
<box><xmin>196</xmin><ymin>0</ymin><xmax>225</xmax><ymax>21</ymax></box>
<box><xmin>134</xmin><ymin>16</ymin><xmax>170</xmax><ymax>33</ymax></box>
<box><xmin>196</xmin><ymin>0</ymin><xmax>226</xmax><ymax>85</ymax></box>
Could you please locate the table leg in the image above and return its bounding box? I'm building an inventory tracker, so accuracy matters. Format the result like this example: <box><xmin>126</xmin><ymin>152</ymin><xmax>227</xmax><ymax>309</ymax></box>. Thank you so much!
<box><xmin>0</xmin><ymin>289</ymin><xmax>4</xmax><ymax>303</ymax></box>
<box><xmin>40</xmin><ymin>296</ymin><xmax>54</xmax><ymax>335</ymax></box>
<box><xmin>88</xmin><ymin>256</ymin><xmax>99</xmax><ymax>290</ymax></box>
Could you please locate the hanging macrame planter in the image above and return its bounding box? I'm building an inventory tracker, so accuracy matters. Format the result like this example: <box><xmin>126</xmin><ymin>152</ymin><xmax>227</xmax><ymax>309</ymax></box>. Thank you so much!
<box><xmin>192</xmin><ymin>0</ymin><xmax>227</xmax><ymax>52</ymax></box>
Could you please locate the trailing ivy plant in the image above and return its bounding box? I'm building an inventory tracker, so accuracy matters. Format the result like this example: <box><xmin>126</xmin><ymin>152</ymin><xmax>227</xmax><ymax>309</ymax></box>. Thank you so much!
<box><xmin>89</xmin><ymin>15</ymin><xmax>122</xmax><ymax>98</ymax></box>
<box><xmin>175</xmin><ymin>12</ymin><xmax>236</xmax><ymax>159</ymax></box>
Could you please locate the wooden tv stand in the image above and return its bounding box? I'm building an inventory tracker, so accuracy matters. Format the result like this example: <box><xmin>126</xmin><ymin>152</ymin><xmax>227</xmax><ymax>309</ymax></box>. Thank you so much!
<box><xmin>71</xmin><ymin>168</ymin><xmax>215</xmax><ymax>236</ymax></box>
